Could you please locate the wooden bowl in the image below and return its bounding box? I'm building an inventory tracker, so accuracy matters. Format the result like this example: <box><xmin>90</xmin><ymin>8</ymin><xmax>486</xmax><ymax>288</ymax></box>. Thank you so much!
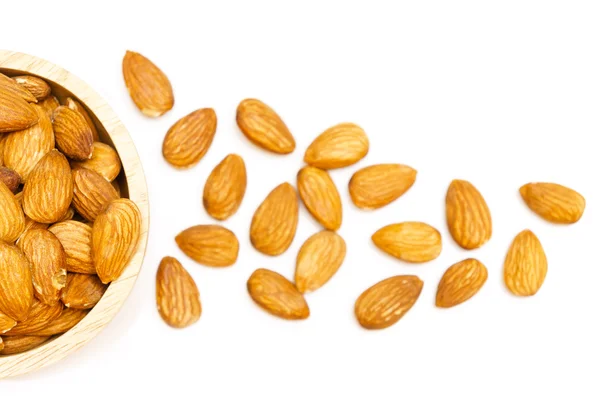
<box><xmin>0</xmin><ymin>51</ymin><xmax>149</xmax><ymax>378</ymax></box>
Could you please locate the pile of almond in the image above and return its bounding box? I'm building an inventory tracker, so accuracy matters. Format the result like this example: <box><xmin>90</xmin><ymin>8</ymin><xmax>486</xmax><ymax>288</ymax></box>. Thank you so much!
<box><xmin>0</xmin><ymin>72</ymin><xmax>141</xmax><ymax>355</ymax></box>
<box><xmin>125</xmin><ymin>51</ymin><xmax>586</xmax><ymax>331</ymax></box>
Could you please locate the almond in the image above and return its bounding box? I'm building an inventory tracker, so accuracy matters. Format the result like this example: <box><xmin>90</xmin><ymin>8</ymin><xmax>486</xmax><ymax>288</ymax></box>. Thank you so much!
<box><xmin>504</xmin><ymin>230</ymin><xmax>547</xmax><ymax>296</ymax></box>
<box><xmin>23</xmin><ymin>150</ymin><xmax>74</xmax><ymax>224</ymax></box>
<box><xmin>61</xmin><ymin>273</ymin><xmax>107</xmax><ymax>309</ymax></box>
<box><xmin>0</xmin><ymin>79</ymin><xmax>38</xmax><ymax>133</ymax></box>
<box><xmin>295</xmin><ymin>231</ymin><xmax>346</xmax><ymax>293</ymax></box>
<box><xmin>203</xmin><ymin>154</ymin><xmax>247</xmax><ymax>220</ymax></box>
<box><xmin>372</xmin><ymin>222</ymin><xmax>442</xmax><ymax>263</ymax></box>
<box><xmin>48</xmin><ymin>220</ymin><xmax>95</xmax><ymax>274</ymax></box>
<box><xmin>92</xmin><ymin>199</ymin><xmax>142</xmax><ymax>284</ymax></box>
<box><xmin>3</xmin><ymin>104</ymin><xmax>54</xmax><ymax>181</ymax></box>
<box><xmin>3</xmin><ymin>299</ymin><xmax>63</xmax><ymax>336</ymax></box>
<box><xmin>17</xmin><ymin>218</ymin><xmax>49</xmax><ymax>243</ymax></box>
<box><xmin>12</xmin><ymin>75</ymin><xmax>51</xmax><ymax>101</ymax></box>
<box><xmin>39</xmin><ymin>95</ymin><xmax>60</xmax><ymax>118</ymax></box>
<box><xmin>236</xmin><ymin>99</ymin><xmax>295</xmax><ymax>154</ymax></box>
<box><xmin>0</xmin><ymin>134</ymin><xmax>6</xmax><ymax>166</ymax></box>
<box><xmin>72</xmin><ymin>168</ymin><xmax>119</xmax><ymax>221</ymax></box>
<box><xmin>0</xmin><ymin>335</ymin><xmax>50</xmax><ymax>355</ymax></box>
<box><xmin>156</xmin><ymin>256</ymin><xmax>201</xmax><ymax>328</ymax></box>
<box><xmin>0</xmin><ymin>72</ymin><xmax>37</xmax><ymax>103</ymax></box>
<box><xmin>175</xmin><ymin>225</ymin><xmax>239</xmax><ymax>267</ymax></box>
<box><xmin>0</xmin><ymin>242</ymin><xmax>33</xmax><ymax>321</ymax></box>
<box><xmin>0</xmin><ymin>181</ymin><xmax>25</xmax><ymax>243</ymax></box>
<box><xmin>65</xmin><ymin>97</ymin><xmax>100</xmax><ymax>141</ymax></box>
<box><xmin>520</xmin><ymin>182</ymin><xmax>585</xmax><ymax>224</ymax></box>
<box><xmin>122</xmin><ymin>50</ymin><xmax>174</xmax><ymax>117</ymax></box>
<box><xmin>52</xmin><ymin>106</ymin><xmax>94</xmax><ymax>161</ymax></box>
<box><xmin>0</xmin><ymin>167</ymin><xmax>20</xmax><ymax>193</ymax></box>
<box><xmin>355</xmin><ymin>275</ymin><xmax>423</xmax><ymax>330</ymax></box>
<box><xmin>111</xmin><ymin>179</ymin><xmax>121</xmax><ymax>197</ymax></box>
<box><xmin>304</xmin><ymin>123</ymin><xmax>369</xmax><ymax>169</ymax></box>
<box><xmin>0</xmin><ymin>312</ymin><xmax>16</xmax><ymax>334</ymax></box>
<box><xmin>297</xmin><ymin>166</ymin><xmax>342</xmax><ymax>230</ymax></box>
<box><xmin>349</xmin><ymin>164</ymin><xmax>417</xmax><ymax>209</ymax></box>
<box><xmin>446</xmin><ymin>179</ymin><xmax>492</xmax><ymax>250</ymax></box>
<box><xmin>71</xmin><ymin>142</ymin><xmax>121</xmax><ymax>182</ymax></box>
<box><xmin>247</xmin><ymin>268</ymin><xmax>309</xmax><ymax>320</ymax></box>
<box><xmin>250</xmin><ymin>183</ymin><xmax>299</xmax><ymax>256</ymax></box>
<box><xmin>162</xmin><ymin>108</ymin><xmax>217</xmax><ymax>169</ymax></box>
<box><xmin>436</xmin><ymin>258</ymin><xmax>488</xmax><ymax>308</ymax></box>
<box><xmin>28</xmin><ymin>308</ymin><xmax>88</xmax><ymax>336</ymax></box>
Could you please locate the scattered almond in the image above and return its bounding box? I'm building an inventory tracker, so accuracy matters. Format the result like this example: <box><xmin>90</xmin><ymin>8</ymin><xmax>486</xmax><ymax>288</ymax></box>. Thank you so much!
<box><xmin>65</xmin><ymin>97</ymin><xmax>100</xmax><ymax>141</ymax></box>
<box><xmin>72</xmin><ymin>167</ymin><xmax>119</xmax><ymax>221</ymax></box>
<box><xmin>446</xmin><ymin>179</ymin><xmax>492</xmax><ymax>250</ymax></box>
<box><xmin>236</xmin><ymin>98</ymin><xmax>295</xmax><ymax>154</ymax></box>
<box><xmin>49</xmin><ymin>220</ymin><xmax>95</xmax><ymax>274</ymax></box>
<box><xmin>52</xmin><ymin>106</ymin><xmax>94</xmax><ymax>161</ymax></box>
<box><xmin>3</xmin><ymin>299</ymin><xmax>63</xmax><ymax>336</ymax></box>
<box><xmin>504</xmin><ymin>230</ymin><xmax>547</xmax><ymax>296</ymax></box>
<box><xmin>295</xmin><ymin>231</ymin><xmax>346</xmax><ymax>293</ymax></box>
<box><xmin>203</xmin><ymin>154</ymin><xmax>247</xmax><ymax>220</ymax></box>
<box><xmin>304</xmin><ymin>123</ymin><xmax>369</xmax><ymax>169</ymax></box>
<box><xmin>156</xmin><ymin>256</ymin><xmax>201</xmax><ymax>329</ymax></box>
<box><xmin>27</xmin><ymin>308</ymin><xmax>88</xmax><ymax>336</ymax></box>
<box><xmin>0</xmin><ymin>335</ymin><xmax>50</xmax><ymax>355</ymax></box>
<box><xmin>0</xmin><ymin>167</ymin><xmax>20</xmax><ymax>193</ymax></box>
<box><xmin>297</xmin><ymin>166</ymin><xmax>342</xmax><ymax>230</ymax></box>
<box><xmin>372</xmin><ymin>222</ymin><xmax>442</xmax><ymax>263</ymax></box>
<box><xmin>12</xmin><ymin>75</ymin><xmax>51</xmax><ymax>101</ymax></box>
<box><xmin>520</xmin><ymin>182</ymin><xmax>585</xmax><ymax>224</ymax></box>
<box><xmin>71</xmin><ymin>142</ymin><xmax>122</xmax><ymax>182</ymax></box>
<box><xmin>436</xmin><ymin>258</ymin><xmax>488</xmax><ymax>308</ymax></box>
<box><xmin>175</xmin><ymin>225</ymin><xmax>239</xmax><ymax>267</ymax></box>
<box><xmin>247</xmin><ymin>268</ymin><xmax>309</xmax><ymax>320</ymax></box>
<box><xmin>0</xmin><ymin>181</ymin><xmax>25</xmax><ymax>243</ymax></box>
<box><xmin>349</xmin><ymin>164</ymin><xmax>417</xmax><ymax>209</ymax></box>
<box><xmin>61</xmin><ymin>273</ymin><xmax>107</xmax><ymax>309</ymax></box>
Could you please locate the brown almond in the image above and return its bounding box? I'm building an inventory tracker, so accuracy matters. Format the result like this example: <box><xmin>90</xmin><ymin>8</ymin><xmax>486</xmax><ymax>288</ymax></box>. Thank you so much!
<box><xmin>304</xmin><ymin>123</ymin><xmax>369</xmax><ymax>169</ymax></box>
<box><xmin>0</xmin><ymin>134</ymin><xmax>6</xmax><ymax>166</ymax></box>
<box><xmin>122</xmin><ymin>51</ymin><xmax>174</xmax><ymax>117</ymax></box>
<box><xmin>71</xmin><ymin>142</ymin><xmax>121</xmax><ymax>182</ymax></box>
<box><xmin>355</xmin><ymin>275</ymin><xmax>423</xmax><ymax>330</ymax></box>
<box><xmin>372</xmin><ymin>222</ymin><xmax>442</xmax><ymax>263</ymax></box>
<box><xmin>0</xmin><ymin>72</ymin><xmax>37</xmax><ymax>103</ymax></box>
<box><xmin>28</xmin><ymin>308</ymin><xmax>88</xmax><ymax>336</ymax></box>
<box><xmin>504</xmin><ymin>230</ymin><xmax>547</xmax><ymax>296</ymax></box>
<box><xmin>0</xmin><ymin>181</ymin><xmax>25</xmax><ymax>243</ymax></box>
<box><xmin>297</xmin><ymin>166</ymin><xmax>342</xmax><ymax>230</ymax></box>
<box><xmin>446</xmin><ymin>179</ymin><xmax>492</xmax><ymax>250</ymax></box>
<box><xmin>92</xmin><ymin>199</ymin><xmax>142</xmax><ymax>284</ymax></box>
<box><xmin>17</xmin><ymin>217</ymin><xmax>49</xmax><ymax>244</ymax></box>
<box><xmin>12</xmin><ymin>76</ymin><xmax>51</xmax><ymax>101</ymax></box>
<box><xmin>0</xmin><ymin>335</ymin><xmax>50</xmax><ymax>355</ymax></box>
<box><xmin>436</xmin><ymin>258</ymin><xmax>488</xmax><ymax>308</ymax></box>
<box><xmin>156</xmin><ymin>256</ymin><xmax>201</xmax><ymax>329</ymax></box>
<box><xmin>175</xmin><ymin>225</ymin><xmax>239</xmax><ymax>267</ymax></box>
<box><xmin>250</xmin><ymin>183</ymin><xmax>299</xmax><ymax>256</ymax></box>
<box><xmin>72</xmin><ymin>168</ymin><xmax>119</xmax><ymax>221</ymax></box>
<box><xmin>52</xmin><ymin>106</ymin><xmax>94</xmax><ymax>161</ymax></box>
<box><xmin>349</xmin><ymin>164</ymin><xmax>417</xmax><ymax>209</ymax></box>
<box><xmin>203</xmin><ymin>154</ymin><xmax>247</xmax><ymax>220</ymax></box>
<box><xmin>48</xmin><ymin>220</ymin><xmax>95</xmax><ymax>274</ymax></box>
<box><xmin>23</xmin><ymin>150</ymin><xmax>74</xmax><ymax>224</ymax></box>
<box><xmin>247</xmin><ymin>268</ymin><xmax>309</xmax><ymax>320</ymax></box>
<box><xmin>0</xmin><ymin>167</ymin><xmax>20</xmax><ymax>193</ymax></box>
<box><xmin>0</xmin><ymin>80</ymin><xmax>38</xmax><ymax>133</ymax></box>
<box><xmin>3</xmin><ymin>299</ymin><xmax>63</xmax><ymax>336</ymax></box>
<box><xmin>162</xmin><ymin>108</ymin><xmax>217</xmax><ymax>169</ymax></box>
<box><xmin>520</xmin><ymin>182</ymin><xmax>585</xmax><ymax>224</ymax></box>
<box><xmin>39</xmin><ymin>96</ymin><xmax>60</xmax><ymax>118</ymax></box>
<box><xmin>61</xmin><ymin>273</ymin><xmax>107</xmax><ymax>309</ymax></box>
<box><xmin>295</xmin><ymin>231</ymin><xmax>346</xmax><ymax>293</ymax></box>
<box><xmin>236</xmin><ymin>99</ymin><xmax>295</xmax><ymax>154</ymax></box>
<box><xmin>65</xmin><ymin>97</ymin><xmax>100</xmax><ymax>141</ymax></box>
<box><xmin>0</xmin><ymin>312</ymin><xmax>16</xmax><ymax>334</ymax></box>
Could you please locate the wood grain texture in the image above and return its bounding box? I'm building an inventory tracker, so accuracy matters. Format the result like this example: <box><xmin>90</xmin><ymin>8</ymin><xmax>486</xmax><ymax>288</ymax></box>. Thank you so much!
<box><xmin>0</xmin><ymin>50</ymin><xmax>149</xmax><ymax>379</ymax></box>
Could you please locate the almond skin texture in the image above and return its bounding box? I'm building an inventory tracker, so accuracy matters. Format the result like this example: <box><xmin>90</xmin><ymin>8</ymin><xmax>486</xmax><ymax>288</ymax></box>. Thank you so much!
<box><xmin>250</xmin><ymin>183</ymin><xmax>299</xmax><ymax>256</ymax></box>
<box><xmin>28</xmin><ymin>308</ymin><xmax>88</xmax><ymax>336</ymax></box>
<box><xmin>304</xmin><ymin>123</ymin><xmax>369</xmax><ymax>169</ymax></box>
<box><xmin>52</xmin><ymin>106</ymin><xmax>94</xmax><ymax>161</ymax></box>
<box><xmin>72</xmin><ymin>168</ymin><xmax>119</xmax><ymax>221</ymax></box>
<box><xmin>123</xmin><ymin>51</ymin><xmax>174</xmax><ymax>117</ymax></box>
<box><xmin>12</xmin><ymin>76</ymin><xmax>51</xmax><ymax>101</ymax></box>
<box><xmin>61</xmin><ymin>273</ymin><xmax>107</xmax><ymax>309</ymax></box>
<box><xmin>162</xmin><ymin>108</ymin><xmax>217</xmax><ymax>169</ymax></box>
<box><xmin>446</xmin><ymin>179</ymin><xmax>492</xmax><ymax>250</ymax></box>
<box><xmin>295</xmin><ymin>231</ymin><xmax>346</xmax><ymax>293</ymax></box>
<box><xmin>92</xmin><ymin>199</ymin><xmax>142</xmax><ymax>284</ymax></box>
<box><xmin>0</xmin><ymin>312</ymin><xmax>16</xmax><ymax>334</ymax></box>
<box><xmin>372</xmin><ymin>222</ymin><xmax>442</xmax><ymax>263</ymax></box>
<box><xmin>3</xmin><ymin>299</ymin><xmax>63</xmax><ymax>336</ymax></box>
<box><xmin>0</xmin><ymin>335</ymin><xmax>50</xmax><ymax>355</ymax></box>
<box><xmin>236</xmin><ymin>99</ymin><xmax>295</xmax><ymax>154</ymax></box>
<box><xmin>71</xmin><ymin>142</ymin><xmax>122</xmax><ymax>182</ymax></box>
<box><xmin>49</xmin><ymin>221</ymin><xmax>95</xmax><ymax>274</ymax></box>
<box><xmin>349</xmin><ymin>164</ymin><xmax>417</xmax><ymax>210</ymax></box>
<box><xmin>355</xmin><ymin>275</ymin><xmax>423</xmax><ymax>330</ymax></box>
<box><xmin>0</xmin><ymin>79</ymin><xmax>38</xmax><ymax>133</ymax></box>
<box><xmin>436</xmin><ymin>258</ymin><xmax>488</xmax><ymax>308</ymax></box>
<box><xmin>18</xmin><ymin>229</ymin><xmax>67</xmax><ymax>305</ymax></box>
<box><xmin>504</xmin><ymin>230</ymin><xmax>548</xmax><ymax>297</ymax></box>
<box><xmin>520</xmin><ymin>182</ymin><xmax>585</xmax><ymax>224</ymax></box>
<box><xmin>175</xmin><ymin>225</ymin><xmax>239</xmax><ymax>267</ymax></box>
<box><xmin>0</xmin><ymin>72</ymin><xmax>37</xmax><ymax>103</ymax></box>
<box><xmin>0</xmin><ymin>182</ymin><xmax>25</xmax><ymax>243</ymax></box>
<box><xmin>0</xmin><ymin>167</ymin><xmax>20</xmax><ymax>193</ymax></box>
<box><xmin>65</xmin><ymin>97</ymin><xmax>100</xmax><ymax>141</ymax></box>
<box><xmin>247</xmin><ymin>268</ymin><xmax>309</xmax><ymax>320</ymax></box>
<box><xmin>0</xmin><ymin>134</ymin><xmax>6</xmax><ymax>166</ymax></box>
<box><xmin>0</xmin><ymin>243</ymin><xmax>33</xmax><ymax>321</ymax></box>
<box><xmin>23</xmin><ymin>150</ymin><xmax>74</xmax><ymax>224</ymax></box>
<box><xmin>297</xmin><ymin>166</ymin><xmax>342</xmax><ymax>230</ymax></box>
<box><xmin>203</xmin><ymin>154</ymin><xmax>247</xmax><ymax>220</ymax></box>
<box><xmin>156</xmin><ymin>256</ymin><xmax>202</xmax><ymax>329</ymax></box>
<box><xmin>39</xmin><ymin>96</ymin><xmax>60</xmax><ymax>118</ymax></box>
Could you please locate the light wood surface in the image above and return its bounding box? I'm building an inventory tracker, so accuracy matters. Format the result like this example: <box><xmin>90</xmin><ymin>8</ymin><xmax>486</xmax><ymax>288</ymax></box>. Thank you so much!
<box><xmin>0</xmin><ymin>51</ymin><xmax>149</xmax><ymax>378</ymax></box>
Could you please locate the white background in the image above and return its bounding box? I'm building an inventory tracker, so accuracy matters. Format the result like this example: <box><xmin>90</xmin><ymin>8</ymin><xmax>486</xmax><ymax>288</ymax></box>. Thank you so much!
<box><xmin>1</xmin><ymin>1</ymin><xmax>599</xmax><ymax>398</ymax></box>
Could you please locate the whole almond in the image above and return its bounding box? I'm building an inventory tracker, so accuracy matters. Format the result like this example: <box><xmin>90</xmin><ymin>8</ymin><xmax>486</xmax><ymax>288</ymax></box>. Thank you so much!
<box><xmin>12</xmin><ymin>76</ymin><xmax>51</xmax><ymax>101</ymax></box>
<box><xmin>0</xmin><ymin>72</ymin><xmax>37</xmax><ymax>103</ymax></box>
<box><xmin>65</xmin><ymin>97</ymin><xmax>100</xmax><ymax>141</ymax></box>
<box><xmin>93</xmin><ymin>199</ymin><xmax>142</xmax><ymax>284</ymax></box>
<box><xmin>71</xmin><ymin>142</ymin><xmax>121</xmax><ymax>182</ymax></box>
<box><xmin>297</xmin><ymin>166</ymin><xmax>342</xmax><ymax>230</ymax></box>
<box><xmin>3</xmin><ymin>299</ymin><xmax>63</xmax><ymax>336</ymax></box>
<box><xmin>3</xmin><ymin>104</ymin><xmax>54</xmax><ymax>181</ymax></box>
<box><xmin>18</xmin><ymin>229</ymin><xmax>67</xmax><ymax>305</ymax></box>
<box><xmin>0</xmin><ymin>335</ymin><xmax>50</xmax><ymax>355</ymax></box>
<box><xmin>0</xmin><ymin>80</ymin><xmax>38</xmax><ymax>133</ymax></box>
<box><xmin>203</xmin><ymin>154</ymin><xmax>247</xmax><ymax>220</ymax></box>
<box><xmin>520</xmin><ymin>182</ymin><xmax>585</xmax><ymax>224</ymax></box>
<box><xmin>250</xmin><ymin>183</ymin><xmax>299</xmax><ymax>256</ymax></box>
<box><xmin>28</xmin><ymin>308</ymin><xmax>88</xmax><ymax>336</ymax></box>
<box><xmin>436</xmin><ymin>258</ymin><xmax>488</xmax><ymax>308</ymax></box>
<box><xmin>247</xmin><ymin>268</ymin><xmax>309</xmax><ymax>320</ymax></box>
<box><xmin>304</xmin><ymin>123</ymin><xmax>369</xmax><ymax>169</ymax></box>
<box><xmin>156</xmin><ymin>256</ymin><xmax>201</xmax><ymax>329</ymax></box>
<box><xmin>122</xmin><ymin>50</ymin><xmax>174</xmax><ymax>117</ymax></box>
<box><xmin>504</xmin><ymin>230</ymin><xmax>547</xmax><ymax>296</ymax></box>
<box><xmin>446</xmin><ymin>179</ymin><xmax>492</xmax><ymax>250</ymax></box>
<box><xmin>61</xmin><ymin>273</ymin><xmax>107</xmax><ymax>309</ymax></box>
<box><xmin>162</xmin><ymin>108</ymin><xmax>217</xmax><ymax>169</ymax></box>
<box><xmin>39</xmin><ymin>96</ymin><xmax>60</xmax><ymax>118</ymax></box>
<box><xmin>355</xmin><ymin>275</ymin><xmax>423</xmax><ymax>330</ymax></box>
<box><xmin>236</xmin><ymin>99</ymin><xmax>295</xmax><ymax>154</ymax></box>
<box><xmin>52</xmin><ymin>106</ymin><xmax>94</xmax><ymax>161</ymax></box>
<box><xmin>23</xmin><ymin>150</ymin><xmax>74</xmax><ymax>224</ymax></box>
<box><xmin>372</xmin><ymin>222</ymin><xmax>442</xmax><ymax>263</ymax></box>
<box><xmin>349</xmin><ymin>164</ymin><xmax>417</xmax><ymax>209</ymax></box>
<box><xmin>175</xmin><ymin>225</ymin><xmax>239</xmax><ymax>267</ymax></box>
<box><xmin>48</xmin><ymin>221</ymin><xmax>95</xmax><ymax>274</ymax></box>
<box><xmin>295</xmin><ymin>231</ymin><xmax>346</xmax><ymax>293</ymax></box>
<box><xmin>0</xmin><ymin>242</ymin><xmax>33</xmax><ymax>321</ymax></box>
<box><xmin>72</xmin><ymin>168</ymin><xmax>119</xmax><ymax>221</ymax></box>
<box><xmin>0</xmin><ymin>181</ymin><xmax>25</xmax><ymax>243</ymax></box>
<box><xmin>0</xmin><ymin>167</ymin><xmax>20</xmax><ymax>193</ymax></box>
<box><xmin>0</xmin><ymin>312</ymin><xmax>16</xmax><ymax>334</ymax></box>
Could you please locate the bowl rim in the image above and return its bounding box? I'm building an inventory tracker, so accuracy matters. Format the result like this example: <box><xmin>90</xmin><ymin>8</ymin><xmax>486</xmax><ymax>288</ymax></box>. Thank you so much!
<box><xmin>0</xmin><ymin>50</ymin><xmax>150</xmax><ymax>378</ymax></box>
